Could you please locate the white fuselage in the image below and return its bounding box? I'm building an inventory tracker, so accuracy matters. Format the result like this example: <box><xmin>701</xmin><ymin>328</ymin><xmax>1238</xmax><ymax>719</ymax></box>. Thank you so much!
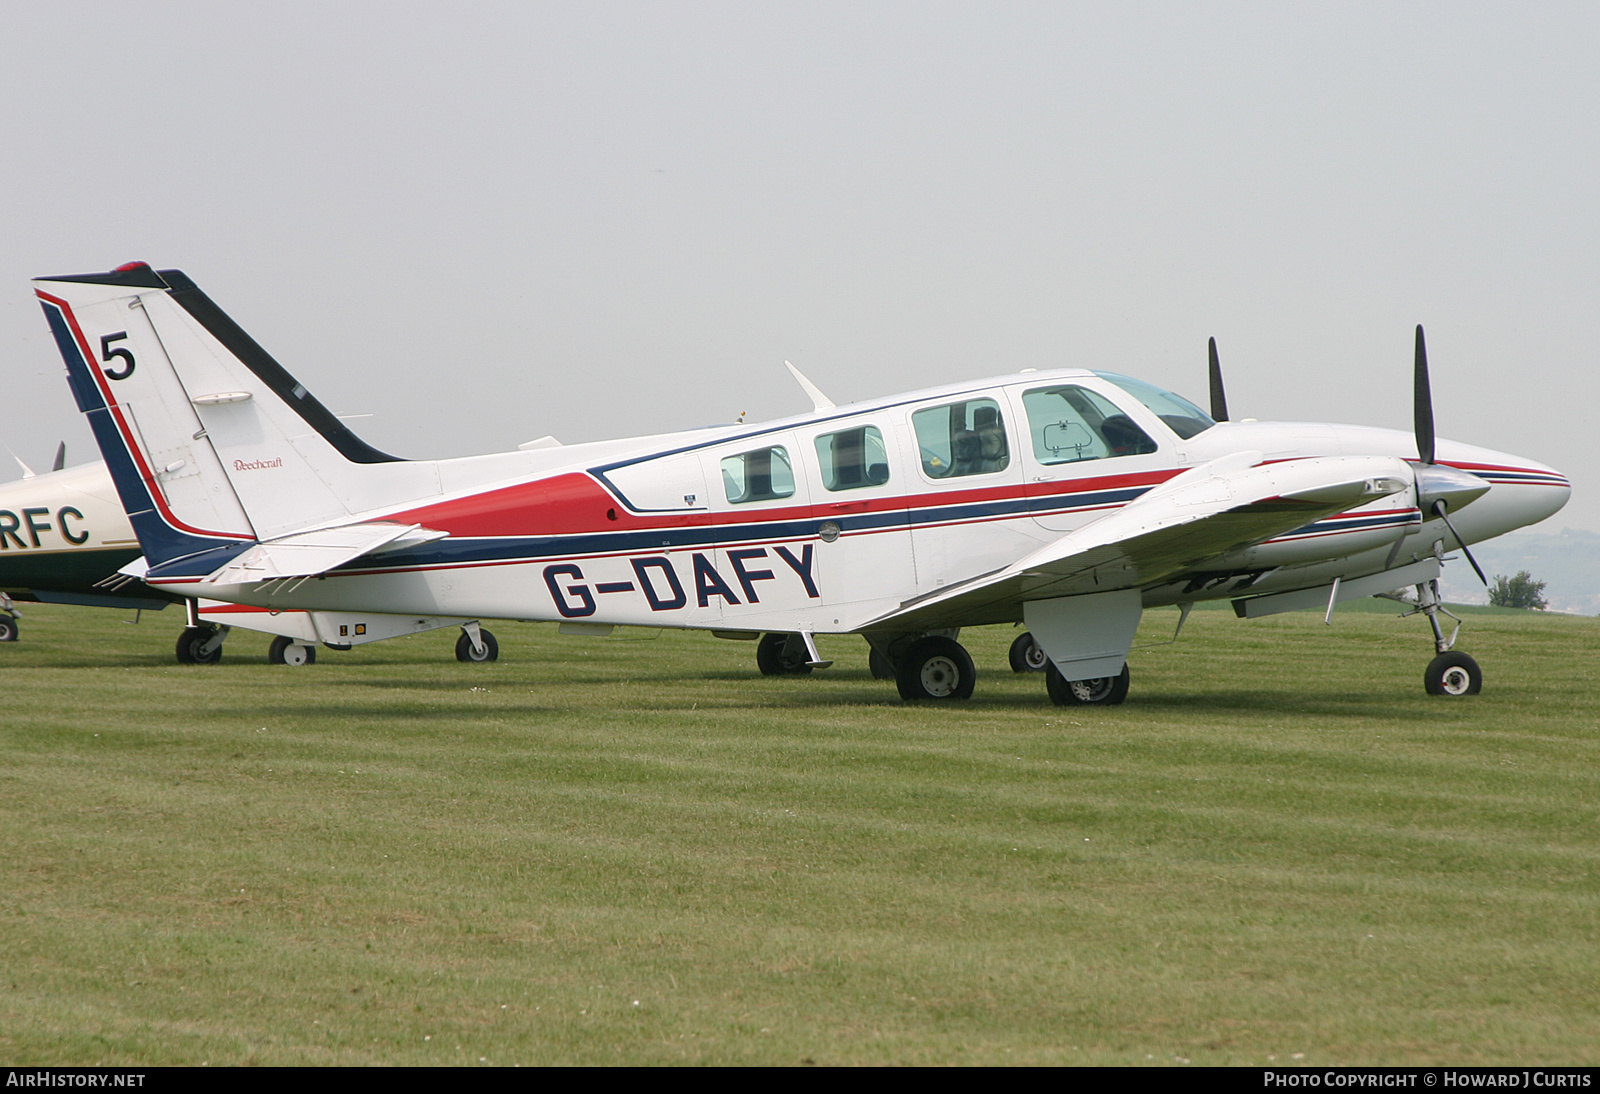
<box><xmin>137</xmin><ymin>369</ymin><xmax>1569</xmax><ymax>634</ymax></box>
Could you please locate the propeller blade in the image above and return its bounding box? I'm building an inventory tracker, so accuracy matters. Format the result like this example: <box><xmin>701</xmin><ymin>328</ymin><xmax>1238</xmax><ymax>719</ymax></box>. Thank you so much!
<box><xmin>1208</xmin><ymin>337</ymin><xmax>1228</xmax><ymax>422</ymax></box>
<box><xmin>1414</xmin><ymin>324</ymin><xmax>1435</xmax><ymax>465</ymax></box>
<box><xmin>1433</xmin><ymin>500</ymin><xmax>1488</xmax><ymax>587</ymax></box>
<box><xmin>51</xmin><ymin>441</ymin><xmax>65</xmax><ymax>472</ymax></box>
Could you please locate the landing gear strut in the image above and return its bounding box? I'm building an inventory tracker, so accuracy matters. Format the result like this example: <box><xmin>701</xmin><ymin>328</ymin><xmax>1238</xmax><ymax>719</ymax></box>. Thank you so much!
<box><xmin>1402</xmin><ymin>578</ymin><xmax>1482</xmax><ymax>696</ymax></box>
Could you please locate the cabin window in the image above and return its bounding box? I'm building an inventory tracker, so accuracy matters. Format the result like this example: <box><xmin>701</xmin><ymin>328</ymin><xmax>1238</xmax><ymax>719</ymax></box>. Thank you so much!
<box><xmin>911</xmin><ymin>398</ymin><xmax>1009</xmax><ymax>478</ymax></box>
<box><xmin>1021</xmin><ymin>385</ymin><xmax>1158</xmax><ymax>465</ymax></box>
<box><xmin>721</xmin><ymin>445</ymin><xmax>796</xmax><ymax>504</ymax></box>
<box><xmin>814</xmin><ymin>425</ymin><xmax>890</xmax><ymax>491</ymax></box>
<box><xmin>1095</xmin><ymin>372</ymin><xmax>1215</xmax><ymax>439</ymax></box>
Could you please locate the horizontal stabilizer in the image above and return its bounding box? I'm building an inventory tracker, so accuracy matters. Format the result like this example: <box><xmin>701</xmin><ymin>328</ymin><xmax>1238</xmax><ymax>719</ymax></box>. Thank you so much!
<box><xmin>201</xmin><ymin>521</ymin><xmax>446</xmax><ymax>585</ymax></box>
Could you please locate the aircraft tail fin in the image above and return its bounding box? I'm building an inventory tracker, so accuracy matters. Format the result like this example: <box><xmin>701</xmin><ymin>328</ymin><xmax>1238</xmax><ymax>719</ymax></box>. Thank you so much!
<box><xmin>34</xmin><ymin>263</ymin><xmax>438</xmax><ymax>568</ymax></box>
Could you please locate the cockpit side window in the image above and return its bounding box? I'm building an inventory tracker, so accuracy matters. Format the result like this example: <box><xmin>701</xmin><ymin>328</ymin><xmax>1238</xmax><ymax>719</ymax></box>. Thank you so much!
<box><xmin>1094</xmin><ymin>372</ymin><xmax>1216</xmax><ymax>439</ymax></box>
<box><xmin>721</xmin><ymin>445</ymin><xmax>796</xmax><ymax>504</ymax></box>
<box><xmin>814</xmin><ymin>425</ymin><xmax>891</xmax><ymax>491</ymax></box>
<box><xmin>1021</xmin><ymin>385</ymin><xmax>1158</xmax><ymax>465</ymax></box>
<box><xmin>911</xmin><ymin>398</ymin><xmax>1010</xmax><ymax>479</ymax></box>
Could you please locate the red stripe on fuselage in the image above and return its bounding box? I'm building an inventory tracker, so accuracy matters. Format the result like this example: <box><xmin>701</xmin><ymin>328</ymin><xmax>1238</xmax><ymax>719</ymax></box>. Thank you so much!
<box><xmin>386</xmin><ymin>467</ymin><xmax>1181</xmax><ymax>539</ymax></box>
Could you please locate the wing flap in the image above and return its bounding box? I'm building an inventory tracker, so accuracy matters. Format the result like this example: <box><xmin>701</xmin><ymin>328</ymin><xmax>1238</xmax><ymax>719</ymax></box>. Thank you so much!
<box><xmin>868</xmin><ymin>453</ymin><xmax>1411</xmax><ymax>630</ymax></box>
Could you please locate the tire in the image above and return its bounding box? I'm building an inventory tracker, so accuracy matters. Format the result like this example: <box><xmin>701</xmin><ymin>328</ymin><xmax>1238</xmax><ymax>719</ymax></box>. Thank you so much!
<box><xmin>175</xmin><ymin>626</ymin><xmax>223</xmax><ymax>665</ymax></box>
<box><xmin>1424</xmin><ymin>651</ymin><xmax>1481</xmax><ymax>696</ymax></box>
<box><xmin>455</xmin><ymin>628</ymin><xmax>499</xmax><ymax>663</ymax></box>
<box><xmin>268</xmin><ymin>635</ymin><xmax>316</xmax><ymax>666</ymax></box>
<box><xmin>1008</xmin><ymin>631</ymin><xmax>1048</xmax><ymax>673</ymax></box>
<box><xmin>0</xmin><ymin>615</ymin><xmax>17</xmax><ymax>643</ymax></box>
<box><xmin>756</xmin><ymin>632</ymin><xmax>812</xmax><ymax>676</ymax></box>
<box><xmin>895</xmin><ymin>636</ymin><xmax>976</xmax><ymax>701</ymax></box>
<box><xmin>868</xmin><ymin>647</ymin><xmax>896</xmax><ymax>680</ymax></box>
<box><xmin>1046</xmin><ymin>662</ymin><xmax>1129</xmax><ymax>706</ymax></box>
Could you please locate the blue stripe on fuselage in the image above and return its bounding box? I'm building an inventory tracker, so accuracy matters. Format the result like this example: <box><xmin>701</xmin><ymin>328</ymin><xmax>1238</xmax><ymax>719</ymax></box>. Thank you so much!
<box><xmin>40</xmin><ymin>300</ymin><xmax>242</xmax><ymax>569</ymax></box>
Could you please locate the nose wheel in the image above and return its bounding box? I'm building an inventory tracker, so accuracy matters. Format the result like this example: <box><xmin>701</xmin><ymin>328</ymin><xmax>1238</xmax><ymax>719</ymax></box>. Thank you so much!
<box><xmin>1401</xmin><ymin>578</ymin><xmax>1482</xmax><ymax>697</ymax></box>
<box><xmin>1425</xmin><ymin>650</ymin><xmax>1482</xmax><ymax>696</ymax></box>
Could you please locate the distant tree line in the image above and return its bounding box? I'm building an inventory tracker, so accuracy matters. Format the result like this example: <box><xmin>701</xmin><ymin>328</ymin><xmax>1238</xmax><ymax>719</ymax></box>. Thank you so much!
<box><xmin>1488</xmin><ymin>571</ymin><xmax>1548</xmax><ymax>610</ymax></box>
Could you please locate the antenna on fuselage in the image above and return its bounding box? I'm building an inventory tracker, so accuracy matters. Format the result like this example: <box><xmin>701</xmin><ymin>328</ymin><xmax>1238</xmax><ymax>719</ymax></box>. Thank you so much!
<box><xmin>51</xmin><ymin>442</ymin><xmax>65</xmax><ymax>472</ymax></box>
<box><xmin>784</xmin><ymin>360</ymin><xmax>835</xmax><ymax>412</ymax></box>
<box><xmin>5</xmin><ymin>444</ymin><xmax>36</xmax><ymax>480</ymax></box>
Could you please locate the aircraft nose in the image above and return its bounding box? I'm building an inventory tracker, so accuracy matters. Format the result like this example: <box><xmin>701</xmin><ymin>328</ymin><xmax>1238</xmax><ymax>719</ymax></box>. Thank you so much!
<box><xmin>1469</xmin><ymin>455</ymin><xmax>1571</xmax><ymax>535</ymax></box>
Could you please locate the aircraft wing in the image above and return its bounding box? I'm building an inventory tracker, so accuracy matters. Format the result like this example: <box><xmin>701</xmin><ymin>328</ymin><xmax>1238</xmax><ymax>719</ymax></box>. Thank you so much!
<box><xmin>200</xmin><ymin>522</ymin><xmax>447</xmax><ymax>585</ymax></box>
<box><xmin>866</xmin><ymin>452</ymin><xmax>1413</xmax><ymax>631</ymax></box>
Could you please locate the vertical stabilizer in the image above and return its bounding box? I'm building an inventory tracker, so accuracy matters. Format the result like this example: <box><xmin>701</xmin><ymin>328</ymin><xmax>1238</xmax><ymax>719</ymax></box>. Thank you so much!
<box><xmin>35</xmin><ymin>264</ymin><xmax>440</xmax><ymax>565</ymax></box>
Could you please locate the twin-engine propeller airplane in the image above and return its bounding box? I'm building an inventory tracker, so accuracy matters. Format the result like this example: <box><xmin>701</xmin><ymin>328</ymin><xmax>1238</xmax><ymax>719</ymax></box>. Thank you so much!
<box><xmin>34</xmin><ymin>263</ymin><xmax>1569</xmax><ymax>703</ymax></box>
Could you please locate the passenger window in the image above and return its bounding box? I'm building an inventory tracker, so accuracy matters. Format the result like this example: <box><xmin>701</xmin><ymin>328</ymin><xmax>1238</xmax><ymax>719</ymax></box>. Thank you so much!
<box><xmin>912</xmin><ymin>398</ymin><xmax>1009</xmax><ymax>479</ymax></box>
<box><xmin>814</xmin><ymin>425</ymin><xmax>890</xmax><ymax>491</ymax></box>
<box><xmin>721</xmin><ymin>446</ymin><xmax>796</xmax><ymax>504</ymax></box>
<box><xmin>1021</xmin><ymin>385</ymin><xmax>1157</xmax><ymax>465</ymax></box>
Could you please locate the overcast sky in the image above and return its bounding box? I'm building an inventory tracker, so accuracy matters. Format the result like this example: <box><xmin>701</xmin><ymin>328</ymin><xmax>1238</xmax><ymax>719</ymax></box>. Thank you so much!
<box><xmin>2</xmin><ymin>1</ymin><xmax>1593</xmax><ymax>534</ymax></box>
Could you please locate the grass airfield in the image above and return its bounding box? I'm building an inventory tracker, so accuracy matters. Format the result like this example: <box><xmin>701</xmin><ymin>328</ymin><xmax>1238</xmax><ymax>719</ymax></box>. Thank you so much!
<box><xmin>1</xmin><ymin>600</ymin><xmax>1597</xmax><ymax>1066</ymax></box>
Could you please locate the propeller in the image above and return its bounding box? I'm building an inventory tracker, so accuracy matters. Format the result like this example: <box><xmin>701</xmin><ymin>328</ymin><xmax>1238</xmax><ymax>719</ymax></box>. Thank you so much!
<box><xmin>1414</xmin><ymin>325</ymin><xmax>1434</xmax><ymax>465</ymax></box>
<box><xmin>1207</xmin><ymin>337</ymin><xmax>1228</xmax><ymax>422</ymax></box>
<box><xmin>1432</xmin><ymin>499</ymin><xmax>1489</xmax><ymax>585</ymax></box>
<box><xmin>1410</xmin><ymin>324</ymin><xmax>1488</xmax><ymax>586</ymax></box>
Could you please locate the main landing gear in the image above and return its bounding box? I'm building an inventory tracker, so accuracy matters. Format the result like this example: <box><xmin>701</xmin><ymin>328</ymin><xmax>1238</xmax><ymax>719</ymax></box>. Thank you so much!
<box><xmin>1008</xmin><ymin>630</ymin><xmax>1049</xmax><ymax>673</ymax></box>
<box><xmin>770</xmin><ymin>628</ymin><xmax>1133</xmax><ymax>706</ymax></box>
<box><xmin>1005</xmin><ymin>628</ymin><xmax>1134</xmax><ymax>703</ymax></box>
<box><xmin>1045</xmin><ymin>662</ymin><xmax>1130</xmax><ymax>706</ymax></box>
<box><xmin>1399</xmin><ymin>578</ymin><xmax>1482</xmax><ymax>696</ymax></box>
<box><xmin>895</xmin><ymin>636</ymin><xmax>976</xmax><ymax>701</ymax></box>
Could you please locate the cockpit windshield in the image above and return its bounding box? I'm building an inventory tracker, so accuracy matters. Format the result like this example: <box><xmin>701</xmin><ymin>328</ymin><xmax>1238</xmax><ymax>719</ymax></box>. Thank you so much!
<box><xmin>1094</xmin><ymin>372</ymin><xmax>1216</xmax><ymax>439</ymax></box>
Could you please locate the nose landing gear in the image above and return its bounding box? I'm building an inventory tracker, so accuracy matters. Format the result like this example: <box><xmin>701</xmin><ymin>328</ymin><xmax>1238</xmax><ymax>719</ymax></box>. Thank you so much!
<box><xmin>1394</xmin><ymin>578</ymin><xmax>1483</xmax><ymax>697</ymax></box>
